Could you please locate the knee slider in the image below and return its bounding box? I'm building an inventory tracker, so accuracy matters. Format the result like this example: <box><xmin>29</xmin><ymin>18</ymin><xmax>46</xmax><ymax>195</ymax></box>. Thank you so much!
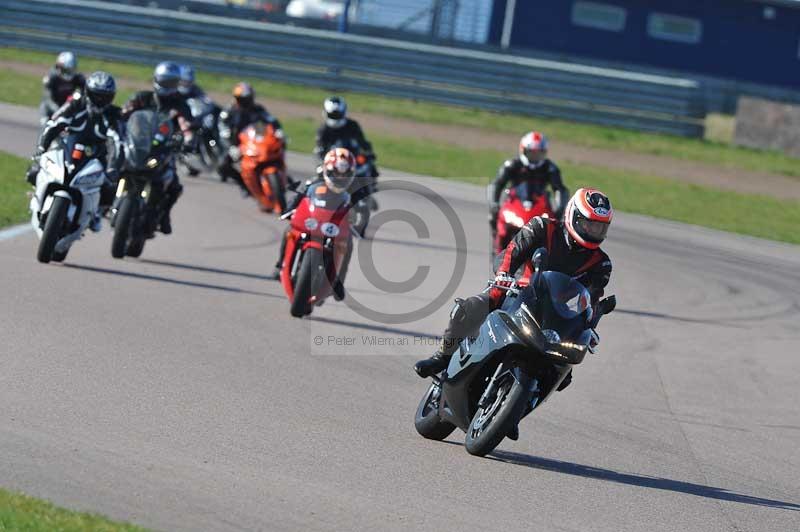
<box><xmin>449</xmin><ymin>298</ymin><xmax>468</xmax><ymax>323</ymax></box>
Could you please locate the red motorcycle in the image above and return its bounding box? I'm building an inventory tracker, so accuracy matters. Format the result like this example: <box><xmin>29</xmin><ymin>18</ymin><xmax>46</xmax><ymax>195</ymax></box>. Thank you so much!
<box><xmin>279</xmin><ymin>184</ymin><xmax>352</xmax><ymax>317</ymax></box>
<box><xmin>494</xmin><ymin>182</ymin><xmax>554</xmax><ymax>255</ymax></box>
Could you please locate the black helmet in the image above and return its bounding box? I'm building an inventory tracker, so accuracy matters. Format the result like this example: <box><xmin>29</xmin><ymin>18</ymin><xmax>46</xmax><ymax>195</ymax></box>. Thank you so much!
<box><xmin>323</xmin><ymin>96</ymin><xmax>347</xmax><ymax>128</ymax></box>
<box><xmin>233</xmin><ymin>82</ymin><xmax>254</xmax><ymax>108</ymax></box>
<box><xmin>56</xmin><ymin>51</ymin><xmax>77</xmax><ymax>81</ymax></box>
<box><xmin>178</xmin><ymin>64</ymin><xmax>195</xmax><ymax>96</ymax></box>
<box><xmin>153</xmin><ymin>62</ymin><xmax>181</xmax><ymax>98</ymax></box>
<box><xmin>85</xmin><ymin>71</ymin><xmax>116</xmax><ymax>113</ymax></box>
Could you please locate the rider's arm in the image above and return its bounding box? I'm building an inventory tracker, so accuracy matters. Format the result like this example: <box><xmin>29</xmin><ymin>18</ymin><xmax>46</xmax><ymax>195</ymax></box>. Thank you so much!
<box><xmin>489</xmin><ymin>160</ymin><xmax>515</xmax><ymax>206</ymax></box>
<box><xmin>314</xmin><ymin>125</ymin><xmax>328</xmax><ymax>159</ymax></box>
<box><xmin>546</xmin><ymin>161</ymin><xmax>569</xmax><ymax>216</ymax></box>
<box><xmin>577</xmin><ymin>252</ymin><xmax>613</xmax><ymax>305</ymax></box>
<box><xmin>37</xmin><ymin>100</ymin><xmax>77</xmax><ymax>152</ymax></box>
<box><xmin>493</xmin><ymin>216</ymin><xmax>548</xmax><ymax>275</ymax></box>
<box><xmin>351</xmin><ymin>121</ymin><xmax>374</xmax><ymax>157</ymax></box>
<box><xmin>121</xmin><ymin>91</ymin><xmax>151</xmax><ymax>118</ymax></box>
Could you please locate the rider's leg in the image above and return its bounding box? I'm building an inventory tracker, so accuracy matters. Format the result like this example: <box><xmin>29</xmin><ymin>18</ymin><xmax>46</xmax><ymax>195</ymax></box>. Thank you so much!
<box><xmin>268</xmin><ymin>227</ymin><xmax>291</xmax><ymax>280</ymax></box>
<box><xmin>414</xmin><ymin>292</ymin><xmax>493</xmax><ymax>378</ymax></box>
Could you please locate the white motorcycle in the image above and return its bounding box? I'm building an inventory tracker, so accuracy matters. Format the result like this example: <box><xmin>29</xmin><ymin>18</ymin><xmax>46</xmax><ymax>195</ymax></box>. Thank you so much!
<box><xmin>30</xmin><ymin>141</ymin><xmax>106</xmax><ymax>263</ymax></box>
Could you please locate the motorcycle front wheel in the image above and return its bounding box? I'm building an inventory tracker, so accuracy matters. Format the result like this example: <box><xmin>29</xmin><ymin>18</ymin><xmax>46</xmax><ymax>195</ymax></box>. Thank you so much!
<box><xmin>290</xmin><ymin>247</ymin><xmax>323</xmax><ymax>318</ymax></box>
<box><xmin>414</xmin><ymin>381</ymin><xmax>456</xmax><ymax>441</ymax></box>
<box><xmin>111</xmin><ymin>195</ymin><xmax>137</xmax><ymax>259</ymax></box>
<box><xmin>464</xmin><ymin>370</ymin><xmax>531</xmax><ymax>457</ymax></box>
<box><xmin>37</xmin><ymin>195</ymin><xmax>69</xmax><ymax>263</ymax></box>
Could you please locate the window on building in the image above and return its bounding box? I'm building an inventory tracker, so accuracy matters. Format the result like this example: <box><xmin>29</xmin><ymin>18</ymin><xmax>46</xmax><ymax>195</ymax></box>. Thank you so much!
<box><xmin>571</xmin><ymin>2</ymin><xmax>627</xmax><ymax>32</ymax></box>
<box><xmin>647</xmin><ymin>13</ymin><xmax>702</xmax><ymax>44</ymax></box>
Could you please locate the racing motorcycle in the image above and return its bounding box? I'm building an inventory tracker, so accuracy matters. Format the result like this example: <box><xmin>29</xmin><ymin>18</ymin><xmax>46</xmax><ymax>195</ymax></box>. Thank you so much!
<box><xmin>326</xmin><ymin>138</ymin><xmax>378</xmax><ymax>238</ymax></box>
<box><xmin>238</xmin><ymin>121</ymin><xmax>287</xmax><ymax>213</ymax></box>
<box><xmin>492</xmin><ymin>182</ymin><xmax>554</xmax><ymax>255</ymax></box>
<box><xmin>110</xmin><ymin>109</ymin><xmax>179</xmax><ymax>259</ymax></box>
<box><xmin>178</xmin><ymin>96</ymin><xmax>222</xmax><ymax>176</ymax></box>
<box><xmin>279</xmin><ymin>185</ymin><xmax>352</xmax><ymax>318</ymax></box>
<box><xmin>414</xmin><ymin>249</ymin><xmax>616</xmax><ymax>457</ymax></box>
<box><xmin>29</xmin><ymin>135</ymin><xmax>107</xmax><ymax>263</ymax></box>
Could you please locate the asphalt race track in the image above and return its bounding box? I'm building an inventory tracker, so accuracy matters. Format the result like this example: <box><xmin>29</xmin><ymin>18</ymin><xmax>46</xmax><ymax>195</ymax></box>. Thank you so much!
<box><xmin>1</xmin><ymin>102</ymin><xmax>799</xmax><ymax>531</ymax></box>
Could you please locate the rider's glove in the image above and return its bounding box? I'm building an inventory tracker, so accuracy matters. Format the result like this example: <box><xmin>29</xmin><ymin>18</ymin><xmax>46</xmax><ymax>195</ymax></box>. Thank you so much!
<box><xmin>489</xmin><ymin>272</ymin><xmax>513</xmax><ymax>303</ymax></box>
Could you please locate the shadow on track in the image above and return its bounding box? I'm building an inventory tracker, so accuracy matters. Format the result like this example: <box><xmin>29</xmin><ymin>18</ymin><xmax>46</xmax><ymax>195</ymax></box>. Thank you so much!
<box><xmin>617</xmin><ymin>308</ymin><xmax>734</xmax><ymax>327</ymax></box>
<box><xmin>308</xmin><ymin>315</ymin><xmax>439</xmax><ymax>340</ymax></box>
<box><xmin>63</xmin><ymin>263</ymin><xmax>281</xmax><ymax>298</ymax></box>
<box><xmin>487</xmin><ymin>450</ymin><xmax>800</xmax><ymax>511</ymax></box>
<box><xmin>367</xmin><ymin>236</ymin><xmax>480</xmax><ymax>257</ymax></box>
<box><xmin>139</xmin><ymin>259</ymin><xmax>272</xmax><ymax>281</ymax></box>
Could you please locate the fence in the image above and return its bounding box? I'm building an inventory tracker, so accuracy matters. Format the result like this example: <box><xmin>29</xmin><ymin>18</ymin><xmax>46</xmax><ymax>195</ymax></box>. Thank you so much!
<box><xmin>0</xmin><ymin>0</ymin><xmax>706</xmax><ymax>137</ymax></box>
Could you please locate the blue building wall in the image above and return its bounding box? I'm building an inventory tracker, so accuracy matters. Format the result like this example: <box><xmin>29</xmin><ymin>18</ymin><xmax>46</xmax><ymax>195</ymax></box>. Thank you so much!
<box><xmin>488</xmin><ymin>0</ymin><xmax>800</xmax><ymax>88</ymax></box>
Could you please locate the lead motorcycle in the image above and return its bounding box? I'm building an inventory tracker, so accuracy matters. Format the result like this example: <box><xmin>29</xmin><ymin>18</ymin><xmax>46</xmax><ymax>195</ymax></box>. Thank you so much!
<box><xmin>29</xmin><ymin>135</ymin><xmax>107</xmax><ymax>263</ymax></box>
<box><xmin>414</xmin><ymin>249</ymin><xmax>616</xmax><ymax>457</ymax></box>
<box><xmin>110</xmin><ymin>109</ymin><xmax>179</xmax><ymax>259</ymax></box>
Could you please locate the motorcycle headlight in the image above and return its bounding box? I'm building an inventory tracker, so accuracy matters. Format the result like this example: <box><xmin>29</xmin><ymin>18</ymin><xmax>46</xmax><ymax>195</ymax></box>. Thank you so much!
<box><xmin>146</xmin><ymin>157</ymin><xmax>159</xmax><ymax>169</ymax></box>
<box><xmin>541</xmin><ymin>329</ymin><xmax>561</xmax><ymax>344</ymax></box>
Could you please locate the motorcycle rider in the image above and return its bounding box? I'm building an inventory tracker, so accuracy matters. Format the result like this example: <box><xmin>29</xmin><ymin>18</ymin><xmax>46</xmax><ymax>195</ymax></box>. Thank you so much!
<box><xmin>39</xmin><ymin>51</ymin><xmax>86</xmax><ymax>127</ymax></box>
<box><xmin>28</xmin><ymin>71</ymin><xmax>121</xmax><ymax>232</ymax></box>
<box><xmin>218</xmin><ymin>82</ymin><xmax>284</xmax><ymax>193</ymax></box>
<box><xmin>489</xmin><ymin>132</ymin><xmax>569</xmax><ymax>232</ymax></box>
<box><xmin>315</xmin><ymin>96</ymin><xmax>376</xmax><ymax>172</ymax></box>
<box><xmin>122</xmin><ymin>62</ymin><xmax>198</xmax><ymax>235</ymax></box>
<box><xmin>267</xmin><ymin>148</ymin><xmax>356</xmax><ymax>301</ymax></box>
<box><xmin>414</xmin><ymin>188</ymin><xmax>614</xmax><ymax>384</ymax></box>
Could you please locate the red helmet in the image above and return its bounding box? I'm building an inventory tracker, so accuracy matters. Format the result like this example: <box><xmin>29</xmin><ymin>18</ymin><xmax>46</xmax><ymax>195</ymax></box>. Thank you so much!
<box><xmin>564</xmin><ymin>188</ymin><xmax>613</xmax><ymax>250</ymax></box>
<box><xmin>519</xmin><ymin>131</ymin><xmax>548</xmax><ymax>168</ymax></box>
<box><xmin>322</xmin><ymin>148</ymin><xmax>356</xmax><ymax>193</ymax></box>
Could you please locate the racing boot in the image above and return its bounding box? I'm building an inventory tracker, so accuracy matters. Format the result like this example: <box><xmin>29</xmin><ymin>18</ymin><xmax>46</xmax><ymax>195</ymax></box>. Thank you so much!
<box><xmin>414</xmin><ymin>348</ymin><xmax>452</xmax><ymax>378</ymax></box>
<box><xmin>159</xmin><ymin>182</ymin><xmax>183</xmax><ymax>235</ymax></box>
<box><xmin>332</xmin><ymin>279</ymin><xmax>345</xmax><ymax>301</ymax></box>
<box><xmin>268</xmin><ymin>267</ymin><xmax>281</xmax><ymax>281</ymax></box>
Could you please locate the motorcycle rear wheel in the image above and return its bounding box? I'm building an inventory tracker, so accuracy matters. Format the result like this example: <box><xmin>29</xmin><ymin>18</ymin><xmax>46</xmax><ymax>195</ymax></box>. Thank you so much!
<box><xmin>37</xmin><ymin>195</ymin><xmax>69</xmax><ymax>263</ymax></box>
<box><xmin>290</xmin><ymin>247</ymin><xmax>323</xmax><ymax>318</ymax></box>
<box><xmin>414</xmin><ymin>381</ymin><xmax>456</xmax><ymax>441</ymax></box>
<box><xmin>464</xmin><ymin>371</ymin><xmax>531</xmax><ymax>457</ymax></box>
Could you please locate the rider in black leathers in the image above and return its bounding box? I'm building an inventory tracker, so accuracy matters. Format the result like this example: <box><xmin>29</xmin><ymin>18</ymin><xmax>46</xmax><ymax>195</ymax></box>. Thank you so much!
<box><xmin>39</xmin><ymin>51</ymin><xmax>86</xmax><ymax>127</ymax></box>
<box><xmin>489</xmin><ymin>132</ymin><xmax>569</xmax><ymax>230</ymax></box>
<box><xmin>414</xmin><ymin>188</ymin><xmax>615</xmax><ymax>388</ymax></box>
<box><xmin>217</xmin><ymin>82</ymin><xmax>283</xmax><ymax>193</ymax></box>
<box><xmin>121</xmin><ymin>62</ymin><xmax>198</xmax><ymax>235</ymax></box>
<box><xmin>28</xmin><ymin>71</ymin><xmax>121</xmax><ymax>231</ymax></box>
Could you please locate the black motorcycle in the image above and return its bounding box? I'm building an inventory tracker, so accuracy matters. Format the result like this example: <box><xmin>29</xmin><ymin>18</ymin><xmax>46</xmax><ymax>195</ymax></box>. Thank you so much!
<box><xmin>110</xmin><ymin>109</ymin><xmax>179</xmax><ymax>259</ymax></box>
<box><xmin>414</xmin><ymin>249</ymin><xmax>616</xmax><ymax>457</ymax></box>
<box><xmin>179</xmin><ymin>96</ymin><xmax>223</xmax><ymax>176</ymax></box>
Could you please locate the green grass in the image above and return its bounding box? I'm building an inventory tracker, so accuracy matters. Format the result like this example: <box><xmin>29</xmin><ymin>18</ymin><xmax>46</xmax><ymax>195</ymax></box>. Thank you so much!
<box><xmin>0</xmin><ymin>151</ymin><xmax>30</xmax><ymax>228</ymax></box>
<box><xmin>2</xmin><ymin>46</ymin><xmax>800</xmax><ymax>178</ymax></box>
<box><xmin>0</xmin><ymin>487</ymin><xmax>149</xmax><ymax>531</ymax></box>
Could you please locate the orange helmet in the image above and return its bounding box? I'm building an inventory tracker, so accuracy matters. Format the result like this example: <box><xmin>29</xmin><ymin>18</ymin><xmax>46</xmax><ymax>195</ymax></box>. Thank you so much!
<box><xmin>564</xmin><ymin>188</ymin><xmax>613</xmax><ymax>249</ymax></box>
<box><xmin>322</xmin><ymin>148</ymin><xmax>356</xmax><ymax>193</ymax></box>
<box><xmin>233</xmin><ymin>82</ymin><xmax>254</xmax><ymax>107</ymax></box>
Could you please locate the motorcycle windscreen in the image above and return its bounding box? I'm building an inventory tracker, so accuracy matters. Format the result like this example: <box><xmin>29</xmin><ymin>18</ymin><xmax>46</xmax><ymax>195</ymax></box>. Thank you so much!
<box><xmin>124</xmin><ymin>110</ymin><xmax>172</xmax><ymax>169</ymax></box>
<box><xmin>541</xmin><ymin>271</ymin><xmax>592</xmax><ymax>320</ymax></box>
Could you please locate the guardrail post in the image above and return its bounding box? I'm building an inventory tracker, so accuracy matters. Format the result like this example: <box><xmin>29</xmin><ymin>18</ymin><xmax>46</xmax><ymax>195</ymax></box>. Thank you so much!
<box><xmin>338</xmin><ymin>0</ymin><xmax>352</xmax><ymax>34</ymax></box>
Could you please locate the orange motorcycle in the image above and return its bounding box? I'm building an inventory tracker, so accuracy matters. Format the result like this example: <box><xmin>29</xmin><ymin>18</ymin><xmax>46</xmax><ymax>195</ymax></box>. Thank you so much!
<box><xmin>238</xmin><ymin>121</ymin><xmax>287</xmax><ymax>213</ymax></box>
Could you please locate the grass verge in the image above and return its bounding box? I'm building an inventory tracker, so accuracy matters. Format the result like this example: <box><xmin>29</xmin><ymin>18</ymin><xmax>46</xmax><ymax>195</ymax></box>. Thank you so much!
<box><xmin>0</xmin><ymin>151</ymin><xmax>30</xmax><ymax>229</ymax></box>
<box><xmin>2</xmin><ymin>46</ymin><xmax>799</xmax><ymax>178</ymax></box>
<box><xmin>0</xmin><ymin>487</ymin><xmax>149</xmax><ymax>531</ymax></box>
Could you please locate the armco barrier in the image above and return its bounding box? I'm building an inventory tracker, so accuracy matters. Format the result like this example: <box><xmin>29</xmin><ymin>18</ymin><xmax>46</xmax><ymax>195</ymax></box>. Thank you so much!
<box><xmin>0</xmin><ymin>0</ymin><xmax>706</xmax><ymax>137</ymax></box>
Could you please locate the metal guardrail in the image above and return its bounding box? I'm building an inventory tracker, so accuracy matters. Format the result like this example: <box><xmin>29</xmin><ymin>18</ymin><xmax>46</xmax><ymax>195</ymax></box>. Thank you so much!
<box><xmin>0</xmin><ymin>0</ymin><xmax>706</xmax><ymax>137</ymax></box>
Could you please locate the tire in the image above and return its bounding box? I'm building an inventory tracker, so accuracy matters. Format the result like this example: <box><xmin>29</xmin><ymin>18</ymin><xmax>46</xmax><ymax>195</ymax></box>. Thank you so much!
<box><xmin>37</xmin><ymin>195</ymin><xmax>69</xmax><ymax>263</ymax></box>
<box><xmin>126</xmin><ymin>237</ymin><xmax>145</xmax><ymax>258</ymax></box>
<box><xmin>464</xmin><ymin>370</ymin><xmax>531</xmax><ymax>457</ymax></box>
<box><xmin>414</xmin><ymin>382</ymin><xmax>456</xmax><ymax>441</ymax></box>
<box><xmin>267</xmin><ymin>173</ymin><xmax>287</xmax><ymax>213</ymax></box>
<box><xmin>51</xmin><ymin>247</ymin><xmax>69</xmax><ymax>263</ymax></box>
<box><xmin>111</xmin><ymin>195</ymin><xmax>136</xmax><ymax>259</ymax></box>
<box><xmin>290</xmin><ymin>247</ymin><xmax>323</xmax><ymax>318</ymax></box>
